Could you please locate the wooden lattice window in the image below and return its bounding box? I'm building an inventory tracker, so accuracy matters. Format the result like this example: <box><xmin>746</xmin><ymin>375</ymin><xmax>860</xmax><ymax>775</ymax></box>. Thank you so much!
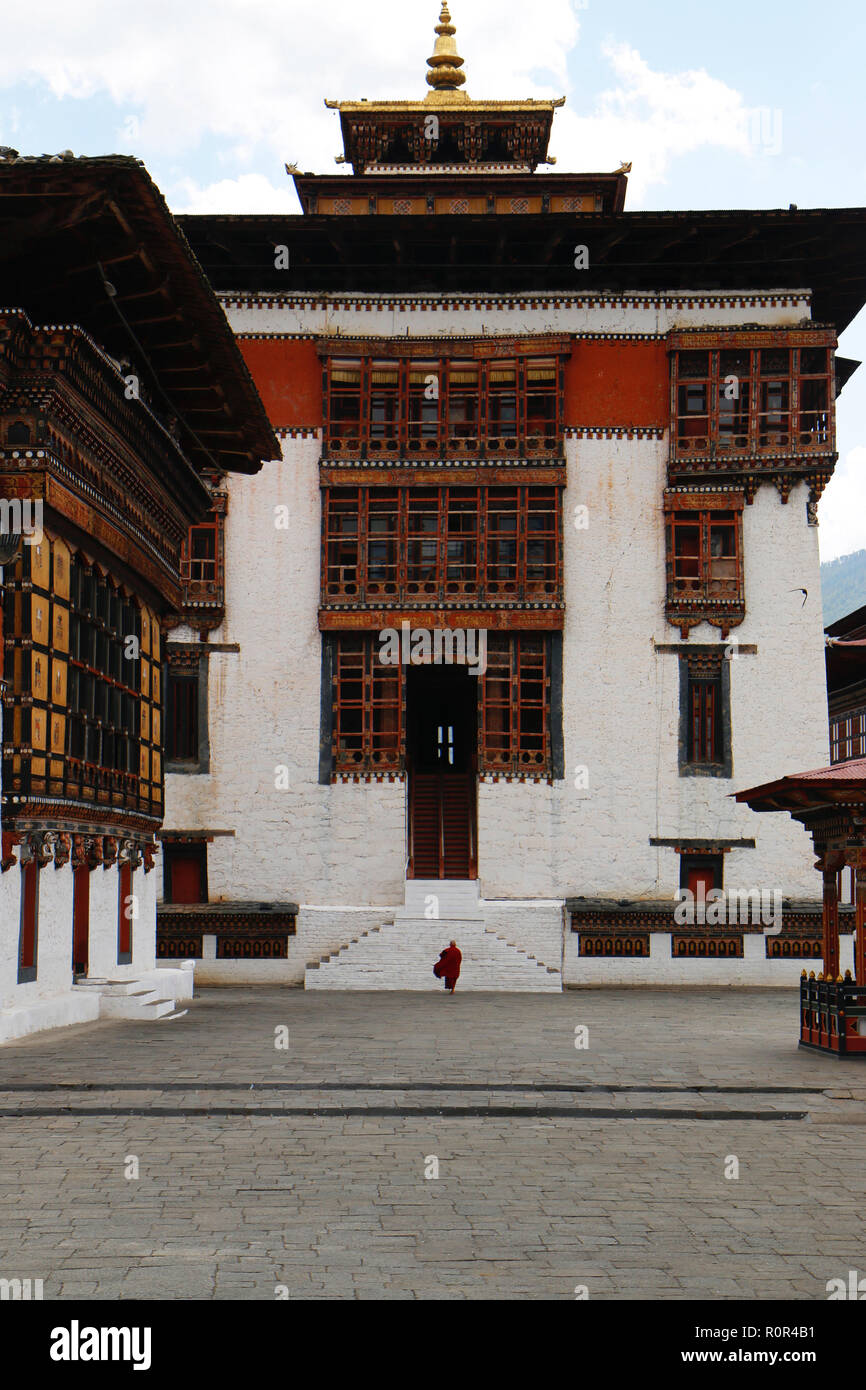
<box><xmin>717</xmin><ymin>348</ymin><xmax>751</xmax><ymax>448</ymax></box>
<box><xmin>67</xmin><ymin>558</ymin><xmax>142</xmax><ymax>779</ymax></box>
<box><xmin>688</xmin><ymin>664</ymin><xmax>723</xmax><ymax>766</ymax></box>
<box><xmin>668</xmin><ymin>507</ymin><xmax>742</xmax><ymax>606</ymax></box>
<box><xmin>333</xmin><ymin>635</ymin><xmax>403</xmax><ymax>775</ymax></box>
<box><xmin>329</xmin><ymin>359</ymin><xmax>362</xmax><ymax>443</ymax></box>
<box><xmin>798</xmin><ymin>347</ymin><xmax>831</xmax><ymax>447</ymax></box>
<box><xmin>481</xmin><ymin>635</ymin><xmax>550</xmax><ymax>776</ymax></box>
<box><xmin>323</xmin><ymin>354</ymin><xmax>561</xmax><ymax>458</ymax></box>
<box><xmin>445</xmin><ymin>490</ymin><xmax>479</xmax><ymax>598</ymax></box>
<box><xmin>321</xmin><ymin>486</ymin><xmax>561</xmax><ymax>605</ymax></box>
<box><xmin>407</xmin><ymin>361</ymin><xmax>440</xmax><ymax>447</ymax></box>
<box><xmin>830</xmin><ymin>708</ymin><xmax>866</xmax><ymax>764</ymax></box>
<box><xmin>447</xmin><ymin>361</ymin><xmax>480</xmax><ymax>448</ymax></box>
<box><xmin>407</xmin><ymin>491</ymin><xmax>440</xmax><ymax>597</ymax></box>
<box><xmin>757</xmin><ymin>348</ymin><xmax>791</xmax><ymax>449</ymax></box>
<box><xmin>370</xmin><ymin>360</ymin><xmax>400</xmax><ymax>451</ymax></box>
<box><xmin>366</xmin><ymin>489</ymin><xmax>400</xmax><ymax>597</ymax></box>
<box><xmin>524</xmin><ymin>359</ymin><xmax>558</xmax><ymax>441</ymax></box>
<box><xmin>181</xmin><ymin>521</ymin><xmax>218</xmax><ymax>582</ymax></box>
<box><xmin>672</xmin><ymin>341</ymin><xmax>834</xmax><ymax>459</ymax></box>
<box><xmin>166</xmin><ymin>670</ymin><xmax>199</xmax><ymax>761</ymax></box>
<box><xmin>486</xmin><ymin>361</ymin><xmax>518</xmax><ymax>447</ymax></box>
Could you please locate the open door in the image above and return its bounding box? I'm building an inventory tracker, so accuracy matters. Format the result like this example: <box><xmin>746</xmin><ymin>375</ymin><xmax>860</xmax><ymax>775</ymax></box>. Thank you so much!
<box><xmin>407</xmin><ymin>665</ymin><xmax>477</xmax><ymax>879</ymax></box>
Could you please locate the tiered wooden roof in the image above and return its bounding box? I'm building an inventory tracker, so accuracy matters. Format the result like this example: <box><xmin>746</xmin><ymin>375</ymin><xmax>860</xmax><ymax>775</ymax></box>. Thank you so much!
<box><xmin>0</xmin><ymin>153</ymin><xmax>278</xmax><ymax>473</ymax></box>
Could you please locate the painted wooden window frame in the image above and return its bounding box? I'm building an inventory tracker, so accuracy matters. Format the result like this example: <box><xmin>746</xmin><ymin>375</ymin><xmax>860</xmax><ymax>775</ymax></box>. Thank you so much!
<box><xmin>323</xmin><ymin>354</ymin><xmax>561</xmax><ymax>459</ymax></box>
<box><xmin>671</xmin><ymin>344</ymin><xmax>834</xmax><ymax>461</ymax></box>
<box><xmin>678</xmin><ymin>651</ymin><xmax>732</xmax><ymax>779</ymax></box>
<box><xmin>480</xmin><ymin>634</ymin><xmax>552</xmax><ymax>778</ymax></box>
<box><xmin>322</xmin><ymin>485</ymin><xmax>562</xmax><ymax>605</ymax></box>
<box><xmin>331</xmin><ymin>634</ymin><xmax>404</xmax><ymax>777</ymax></box>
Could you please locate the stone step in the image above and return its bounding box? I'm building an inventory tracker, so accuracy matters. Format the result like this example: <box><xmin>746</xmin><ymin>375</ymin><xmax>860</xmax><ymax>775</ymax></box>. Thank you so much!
<box><xmin>402</xmin><ymin>879</ymin><xmax>483</xmax><ymax>919</ymax></box>
<box><xmin>305</xmin><ymin>919</ymin><xmax>561</xmax><ymax>992</ymax></box>
<box><xmin>99</xmin><ymin>990</ymin><xmax>176</xmax><ymax>1020</ymax></box>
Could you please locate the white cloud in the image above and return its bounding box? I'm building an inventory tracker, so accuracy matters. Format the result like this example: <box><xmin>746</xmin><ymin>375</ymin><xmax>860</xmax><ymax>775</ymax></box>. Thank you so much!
<box><xmin>552</xmin><ymin>43</ymin><xmax>761</xmax><ymax>200</ymax></box>
<box><xmin>0</xmin><ymin>0</ymin><xmax>579</xmax><ymax>168</ymax></box>
<box><xmin>0</xmin><ymin>2</ymin><xmax>768</xmax><ymax>206</ymax></box>
<box><xmin>819</xmin><ymin>446</ymin><xmax>866</xmax><ymax>562</ymax></box>
<box><xmin>172</xmin><ymin>173</ymin><xmax>297</xmax><ymax>215</ymax></box>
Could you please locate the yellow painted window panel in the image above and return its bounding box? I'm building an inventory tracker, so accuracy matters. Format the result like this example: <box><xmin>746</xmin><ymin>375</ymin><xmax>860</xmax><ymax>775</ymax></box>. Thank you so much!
<box><xmin>50</xmin><ymin>714</ymin><xmax>65</xmax><ymax>753</ymax></box>
<box><xmin>52</xmin><ymin>659</ymin><xmax>67</xmax><ymax>705</ymax></box>
<box><xmin>53</xmin><ymin>606</ymin><xmax>68</xmax><ymax>652</ymax></box>
<box><xmin>53</xmin><ymin>540</ymin><xmax>71</xmax><ymax>600</ymax></box>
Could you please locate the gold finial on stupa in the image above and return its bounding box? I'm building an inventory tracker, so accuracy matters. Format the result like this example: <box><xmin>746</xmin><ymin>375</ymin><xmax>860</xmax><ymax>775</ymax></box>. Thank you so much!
<box><xmin>426</xmin><ymin>3</ymin><xmax>467</xmax><ymax>93</ymax></box>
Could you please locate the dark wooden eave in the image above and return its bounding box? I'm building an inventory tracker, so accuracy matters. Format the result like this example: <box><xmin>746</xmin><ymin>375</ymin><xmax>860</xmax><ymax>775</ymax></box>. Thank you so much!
<box><xmin>735</xmin><ymin>760</ymin><xmax>866</xmax><ymax>815</ymax></box>
<box><xmin>0</xmin><ymin>155</ymin><xmax>279</xmax><ymax>473</ymax></box>
<box><xmin>178</xmin><ymin>206</ymin><xmax>866</xmax><ymax>332</ymax></box>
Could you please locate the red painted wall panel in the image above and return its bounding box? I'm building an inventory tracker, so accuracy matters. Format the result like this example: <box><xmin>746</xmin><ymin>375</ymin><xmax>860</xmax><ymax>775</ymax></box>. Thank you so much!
<box><xmin>237</xmin><ymin>337</ymin><xmax>669</xmax><ymax>433</ymax></box>
<box><xmin>563</xmin><ymin>341</ymin><xmax>669</xmax><ymax>428</ymax></box>
<box><xmin>237</xmin><ymin>339</ymin><xmax>322</xmax><ymax>429</ymax></box>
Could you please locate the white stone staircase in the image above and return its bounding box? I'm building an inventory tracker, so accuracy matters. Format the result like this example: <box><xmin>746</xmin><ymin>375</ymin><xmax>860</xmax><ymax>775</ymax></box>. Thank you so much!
<box><xmin>72</xmin><ymin>978</ymin><xmax>187</xmax><ymax>1021</ymax></box>
<box><xmin>305</xmin><ymin>880</ymin><xmax>562</xmax><ymax>992</ymax></box>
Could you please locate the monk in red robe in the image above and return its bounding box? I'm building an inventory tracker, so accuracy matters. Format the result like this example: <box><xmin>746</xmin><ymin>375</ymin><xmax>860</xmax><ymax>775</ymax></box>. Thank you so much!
<box><xmin>434</xmin><ymin>941</ymin><xmax>462</xmax><ymax>993</ymax></box>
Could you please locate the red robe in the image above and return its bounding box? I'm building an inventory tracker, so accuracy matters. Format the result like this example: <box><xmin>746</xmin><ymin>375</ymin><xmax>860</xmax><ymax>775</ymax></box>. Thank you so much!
<box><xmin>437</xmin><ymin>945</ymin><xmax>462</xmax><ymax>985</ymax></box>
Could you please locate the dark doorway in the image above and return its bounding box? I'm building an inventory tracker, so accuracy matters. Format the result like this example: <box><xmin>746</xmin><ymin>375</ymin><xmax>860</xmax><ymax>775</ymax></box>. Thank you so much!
<box><xmin>407</xmin><ymin>664</ymin><xmax>477</xmax><ymax>879</ymax></box>
<box><xmin>163</xmin><ymin>842</ymin><xmax>208</xmax><ymax>904</ymax></box>
<box><xmin>72</xmin><ymin>864</ymin><xmax>90</xmax><ymax>976</ymax></box>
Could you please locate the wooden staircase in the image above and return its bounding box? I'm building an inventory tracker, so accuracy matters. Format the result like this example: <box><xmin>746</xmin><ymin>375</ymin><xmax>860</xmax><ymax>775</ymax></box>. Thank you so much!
<box><xmin>409</xmin><ymin>772</ymin><xmax>476</xmax><ymax>879</ymax></box>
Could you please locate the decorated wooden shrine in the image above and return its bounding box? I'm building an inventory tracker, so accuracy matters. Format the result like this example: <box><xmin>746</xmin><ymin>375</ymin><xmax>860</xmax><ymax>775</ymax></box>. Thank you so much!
<box><xmin>736</xmin><ymin>761</ymin><xmax>866</xmax><ymax>1056</ymax></box>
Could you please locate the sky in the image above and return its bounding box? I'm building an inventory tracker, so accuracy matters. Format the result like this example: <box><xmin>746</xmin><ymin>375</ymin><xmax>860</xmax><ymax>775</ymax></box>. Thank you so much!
<box><xmin>1</xmin><ymin>0</ymin><xmax>864</xmax><ymax>559</ymax></box>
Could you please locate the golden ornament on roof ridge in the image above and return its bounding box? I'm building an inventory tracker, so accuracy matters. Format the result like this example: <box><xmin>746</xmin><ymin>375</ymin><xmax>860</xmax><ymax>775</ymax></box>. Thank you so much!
<box><xmin>426</xmin><ymin>2</ymin><xmax>467</xmax><ymax>94</ymax></box>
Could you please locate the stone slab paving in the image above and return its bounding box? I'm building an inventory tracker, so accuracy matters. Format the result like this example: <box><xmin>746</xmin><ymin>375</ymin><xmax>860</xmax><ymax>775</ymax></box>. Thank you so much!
<box><xmin>0</xmin><ymin>987</ymin><xmax>864</xmax><ymax>1300</ymax></box>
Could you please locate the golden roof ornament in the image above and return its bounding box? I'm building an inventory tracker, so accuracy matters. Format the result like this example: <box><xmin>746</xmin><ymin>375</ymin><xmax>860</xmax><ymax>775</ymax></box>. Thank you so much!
<box><xmin>426</xmin><ymin>3</ymin><xmax>467</xmax><ymax>97</ymax></box>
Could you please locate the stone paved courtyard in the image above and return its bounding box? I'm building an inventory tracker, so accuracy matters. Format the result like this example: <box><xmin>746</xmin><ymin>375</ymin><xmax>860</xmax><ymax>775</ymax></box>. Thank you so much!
<box><xmin>0</xmin><ymin>986</ymin><xmax>865</xmax><ymax>1300</ymax></box>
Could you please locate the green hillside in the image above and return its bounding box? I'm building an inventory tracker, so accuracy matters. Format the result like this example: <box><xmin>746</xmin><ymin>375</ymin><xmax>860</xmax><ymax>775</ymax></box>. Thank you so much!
<box><xmin>821</xmin><ymin>549</ymin><xmax>866</xmax><ymax>627</ymax></box>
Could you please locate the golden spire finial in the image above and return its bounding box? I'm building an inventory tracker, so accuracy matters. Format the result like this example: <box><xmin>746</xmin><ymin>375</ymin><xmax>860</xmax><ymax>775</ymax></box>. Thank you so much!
<box><xmin>426</xmin><ymin>3</ymin><xmax>467</xmax><ymax>93</ymax></box>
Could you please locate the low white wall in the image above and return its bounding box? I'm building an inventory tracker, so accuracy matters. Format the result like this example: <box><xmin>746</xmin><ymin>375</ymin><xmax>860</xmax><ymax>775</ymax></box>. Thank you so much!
<box><xmin>0</xmin><ymin>990</ymin><xmax>101</xmax><ymax>1044</ymax></box>
<box><xmin>563</xmin><ymin>930</ymin><xmax>854</xmax><ymax>987</ymax></box>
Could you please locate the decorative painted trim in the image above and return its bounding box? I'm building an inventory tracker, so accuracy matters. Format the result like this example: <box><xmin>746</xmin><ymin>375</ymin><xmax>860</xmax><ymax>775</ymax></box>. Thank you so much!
<box><xmin>480</xmin><ymin>773</ymin><xmax>555</xmax><ymax>785</ymax></box>
<box><xmin>671</xmin><ymin>934</ymin><xmax>744</xmax><ymax>958</ymax></box>
<box><xmin>579</xmin><ymin>934</ymin><xmax>650</xmax><ymax>958</ymax></box>
<box><xmin>334</xmin><ymin>771</ymin><xmax>406</xmax><ymax>783</ymax></box>
<box><xmin>274</xmin><ymin>427</ymin><xmax>321</xmax><ymax>439</ymax></box>
<box><xmin>2</xmin><ymin>799</ymin><xmax>161</xmax><ymax>831</ymax></box>
<box><xmin>320</xmin><ymin>458</ymin><xmax>566</xmax><ymax>472</ymax></box>
<box><xmin>565</xmin><ymin>427</ymin><xmax>665</xmax><ymax>440</ymax></box>
<box><xmin>319</xmin><ymin>607</ymin><xmax>564</xmax><ymax>631</ymax></box>
<box><xmin>320</xmin><ymin>462</ymin><xmax>566</xmax><ymax>487</ymax></box>
<box><xmin>222</xmin><ymin>290</ymin><xmax>812</xmax><ymax>314</ymax></box>
<box><xmin>158</xmin><ymin>907</ymin><xmax>297</xmax><ymax>928</ymax></box>
<box><xmin>4</xmin><ymin>829</ymin><xmax>156</xmax><ymax>873</ymax></box>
